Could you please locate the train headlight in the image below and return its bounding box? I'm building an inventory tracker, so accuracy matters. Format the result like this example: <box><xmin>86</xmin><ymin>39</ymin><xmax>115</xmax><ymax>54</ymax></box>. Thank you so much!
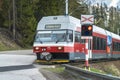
<box><xmin>58</xmin><ymin>46</ymin><xmax>62</xmax><ymax>50</ymax></box>
<box><xmin>35</xmin><ymin>47</ymin><xmax>39</xmax><ymax>50</ymax></box>
<box><xmin>42</xmin><ymin>48</ymin><xmax>46</xmax><ymax>51</ymax></box>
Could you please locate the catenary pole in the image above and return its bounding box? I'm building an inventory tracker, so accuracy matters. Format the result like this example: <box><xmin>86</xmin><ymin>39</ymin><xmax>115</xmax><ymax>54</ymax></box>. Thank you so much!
<box><xmin>13</xmin><ymin>0</ymin><xmax>16</xmax><ymax>40</ymax></box>
<box><xmin>65</xmin><ymin>0</ymin><xmax>68</xmax><ymax>15</ymax></box>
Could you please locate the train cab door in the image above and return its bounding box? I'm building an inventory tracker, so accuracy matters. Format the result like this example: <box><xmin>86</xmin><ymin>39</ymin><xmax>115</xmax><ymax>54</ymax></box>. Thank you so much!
<box><xmin>74</xmin><ymin>33</ymin><xmax>86</xmax><ymax>60</ymax></box>
<box><xmin>74</xmin><ymin>32</ymin><xmax>81</xmax><ymax>53</ymax></box>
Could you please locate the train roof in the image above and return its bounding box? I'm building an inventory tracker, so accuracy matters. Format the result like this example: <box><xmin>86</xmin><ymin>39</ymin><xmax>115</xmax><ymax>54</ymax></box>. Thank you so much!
<box><xmin>93</xmin><ymin>25</ymin><xmax>120</xmax><ymax>40</ymax></box>
<box><xmin>37</xmin><ymin>15</ymin><xmax>120</xmax><ymax>40</ymax></box>
<box><xmin>37</xmin><ymin>15</ymin><xmax>81</xmax><ymax>30</ymax></box>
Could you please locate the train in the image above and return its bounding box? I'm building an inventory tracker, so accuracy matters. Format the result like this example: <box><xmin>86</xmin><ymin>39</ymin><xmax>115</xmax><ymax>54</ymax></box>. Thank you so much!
<box><xmin>33</xmin><ymin>15</ymin><xmax>120</xmax><ymax>63</ymax></box>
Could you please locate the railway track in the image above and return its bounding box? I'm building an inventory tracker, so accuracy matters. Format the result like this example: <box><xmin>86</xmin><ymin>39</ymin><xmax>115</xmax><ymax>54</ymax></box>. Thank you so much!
<box><xmin>62</xmin><ymin>64</ymin><xmax>120</xmax><ymax>80</ymax></box>
<box><xmin>67</xmin><ymin>58</ymin><xmax>120</xmax><ymax>66</ymax></box>
<box><xmin>35</xmin><ymin>59</ymin><xmax>120</xmax><ymax>80</ymax></box>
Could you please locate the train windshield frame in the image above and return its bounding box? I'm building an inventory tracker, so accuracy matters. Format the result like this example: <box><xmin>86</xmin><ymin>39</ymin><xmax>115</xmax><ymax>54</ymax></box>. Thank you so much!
<box><xmin>35</xmin><ymin>29</ymin><xmax>73</xmax><ymax>43</ymax></box>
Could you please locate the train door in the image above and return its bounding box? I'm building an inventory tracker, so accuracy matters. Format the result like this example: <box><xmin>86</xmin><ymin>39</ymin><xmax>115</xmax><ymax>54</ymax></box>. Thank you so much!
<box><xmin>106</xmin><ymin>35</ymin><xmax>112</xmax><ymax>58</ymax></box>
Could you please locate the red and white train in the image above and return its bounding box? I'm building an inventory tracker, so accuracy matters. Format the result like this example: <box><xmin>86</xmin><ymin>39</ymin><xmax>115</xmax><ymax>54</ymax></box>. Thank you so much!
<box><xmin>33</xmin><ymin>15</ymin><xmax>120</xmax><ymax>63</ymax></box>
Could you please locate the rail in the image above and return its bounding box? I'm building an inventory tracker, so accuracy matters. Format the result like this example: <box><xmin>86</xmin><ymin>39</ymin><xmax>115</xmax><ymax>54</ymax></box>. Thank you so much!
<box><xmin>62</xmin><ymin>64</ymin><xmax>120</xmax><ymax>80</ymax></box>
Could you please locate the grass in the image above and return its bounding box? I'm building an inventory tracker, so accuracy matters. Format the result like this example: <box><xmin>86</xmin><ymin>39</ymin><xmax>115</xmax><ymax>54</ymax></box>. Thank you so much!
<box><xmin>0</xmin><ymin>28</ymin><xmax>22</xmax><ymax>51</ymax></box>
<box><xmin>88</xmin><ymin>63</ymin><xmax>120</xmax><ymax>77</ymax></box>
<box><xmin>104</xmin><ymin>64</ymin><xmax>120</xmax><ymax>76</ymax></box>
<box><xmin>90</xmin><ymin>67</ymin><xmax>105</xmax><ymax>74</ymax></box>
<box><xmin>43</xmin><ymin>66</ymin><xmax>85</xmax><ymax>80</ymax></box>
<box><xmin>43</xmin><ymin>66</ymin><xmax>65</xmax><ymax>73</ymax></box>
<box><xmin>0</xmin><ymin>42</ymin><xmax>21</xmax><ymax>51</ymax></box>
<box><xmin>0</xmin><ymin>35</ymin><xmax>22</xmax><ymax>51</ymax></box>
<box><xmin>0</xmin><ymin>42</ymin><xmax>7</xmax><ymax>51</ymax></box>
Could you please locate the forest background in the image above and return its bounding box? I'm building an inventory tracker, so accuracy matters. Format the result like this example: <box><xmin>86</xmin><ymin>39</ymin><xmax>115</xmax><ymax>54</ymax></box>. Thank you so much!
<box><xmin>0</xmin><ymin>0</ymin><xmax>120</xmax><ymax>48</ymax></box>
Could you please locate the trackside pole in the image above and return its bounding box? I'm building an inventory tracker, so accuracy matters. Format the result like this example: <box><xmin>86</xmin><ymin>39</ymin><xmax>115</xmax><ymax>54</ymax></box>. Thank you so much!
<box><xmin>85</xmin><ymin>39</ymin><xmax>90</xmax><ymax>70</ymax></box>
<box><xmin>81</xmin><ymin>15</ymin><xmax>94</xmax><ymax>70</ymax></box>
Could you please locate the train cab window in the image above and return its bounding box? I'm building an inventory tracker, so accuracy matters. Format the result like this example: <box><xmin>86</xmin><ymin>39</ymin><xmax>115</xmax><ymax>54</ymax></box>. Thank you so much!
<box><xmin>35</xmin><ymin>30</ymin><xmax>68</xmax><ymax>43</ymax></box>
<box><xmin>75</xmin><ymin>32</ymin><xmax>80</xmax><ymax>42</ymax></box>
<box><xmin>81</xmin><ymin>39</ymin><xmax>85</xmax><ymax>43</ymax></box>
<box><xmin>67</xmin><ymin>30</ymin><xmax>73</xmax><ymax>42</ymax></box>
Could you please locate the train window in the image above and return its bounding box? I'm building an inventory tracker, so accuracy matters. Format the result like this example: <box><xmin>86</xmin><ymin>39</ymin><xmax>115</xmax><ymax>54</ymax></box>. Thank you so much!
<box><xmin>99</xmin><ymin>38</ymin><xmax>102</xmax><ymax>50</ymax></box>
<box><xmin>117</xmin><ymin>42</ymin><xmax>118</xmax><ymax>51</ymax></box>
<box><xmin>100</xmin><ymin>38</ymin><xmax>104</xmax><ymax>50</ymax></box>
<box><xmin>118</xmin><ymin>43</ymin><xmax>120</xmax><ymax>51</ymax></box>
<box><xmin>114</xmin><ymin>42</ymin><xmax>117</xmax><ymax>51</ymax></box>
<box><xmin>114</xmin><ymin>42</ymin><xmax>116</xmax><ymax>51</ymax></box>
<box><xmin>117</xmin><ymin>42</ymin><xmax>120</xmax><ymax>51</ymax></box>
<box><xmin>75</xmin><ymin>32</ymin><xmax>81</xmax><ymax>42</ymax></box>
<box><xmin>119</xmin><ymin>43</ymin><xmax>120</xmax><ymax>51</ymax></box>
<box><xmin>116</xmin><ymin>42</ymin><xmax>118</xmax><ymax>51</ymax></box>
<box><xmin>101</xmin><ymin>38</ymin><xmax>103</xmax><ymax>50</ymax></box>
<box><xmin>93</xmin><ymin>36</ymin><xmax>97</xmax><ymax>50</ymax></box>
<box><xmin>113</xmin><ymin>42</ymin><xmax>115</xmax><ymax>51</ymax></box>
<box><xmin>93</xmin><ymin>36</ymin><xmax>106</xmax><ymax>50</ymax></box>
<box><xmin>97</xmin><ymin>37</ymin><xmax>100</xmax><ymax>50</ymax></box>
<box><xmin>118</xmin><ymin>43</ymin><xmax>119</xmax><ymax>51</ymax></box>
<box><xmin>93</xmin><ymin>36</ymin><xmax>96</xmax><ymax>49</ymax></box>
<box><xmin>103</xmin><ymin>39</ymin><xmax>106</xmax><ymax>50</ymax></box>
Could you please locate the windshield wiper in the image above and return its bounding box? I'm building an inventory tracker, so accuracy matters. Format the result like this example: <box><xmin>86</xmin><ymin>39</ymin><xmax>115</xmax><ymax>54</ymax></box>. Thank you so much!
<box><xmin>56</xmin><ymin>34</ymin><xmax>66</xmax><ymax>43</ymax></box>
<box><xmin>39</xmin><ymin>39</ymin><xmax>43</xmax><ymax>44</ymax></box>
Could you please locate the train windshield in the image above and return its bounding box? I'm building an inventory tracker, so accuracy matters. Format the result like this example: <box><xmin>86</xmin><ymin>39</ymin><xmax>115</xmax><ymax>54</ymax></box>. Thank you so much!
<box><xmin>35</xmin><ymin>30</ymin><xmax>73</xmax><ymax>43</ymax></box>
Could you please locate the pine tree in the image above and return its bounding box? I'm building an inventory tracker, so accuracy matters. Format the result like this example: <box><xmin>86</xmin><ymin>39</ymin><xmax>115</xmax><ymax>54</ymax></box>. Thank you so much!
<box><xmin>0</xmin><ymin>0</ymin><xmax>12</xmax><ymax>29</ymax></box>
<box><xmin>69</xmin><ymin>0</ymin><xmax>89</xmax><ymax>18</ymax></box>
<box><xmin>35</xmin><ymin>0</ymin><xmax>65</xmax><ymax>21</ymax></box>
<box><xmin>15</xmin><ymin>0</ymin><xmax>38</xmax><ymax>46</ymax></box>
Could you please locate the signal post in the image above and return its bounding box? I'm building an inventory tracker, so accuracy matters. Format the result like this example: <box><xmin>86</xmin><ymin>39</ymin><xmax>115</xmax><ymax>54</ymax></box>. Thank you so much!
<box><xmin>85</xmin><ymin>39</ymin><xmax>89</xmax><ymax>69</ymax></box>
<box><xmin>81</xmin><ymin>15</ymin><xmax>94</xmax><ymax>70</ymax></box>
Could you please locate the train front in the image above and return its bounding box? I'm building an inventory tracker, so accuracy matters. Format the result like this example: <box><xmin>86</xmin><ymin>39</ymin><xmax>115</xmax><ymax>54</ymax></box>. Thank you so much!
<box><xmin>33</xmin><ymin>16</ymin><xmax>76</xmax><ymax>63</ymax></box>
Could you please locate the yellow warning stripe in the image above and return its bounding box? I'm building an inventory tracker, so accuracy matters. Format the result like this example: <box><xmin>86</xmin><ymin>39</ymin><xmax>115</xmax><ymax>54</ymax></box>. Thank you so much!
<box><xmin>35</xmin><ymin>59</ymin><xmax>69</xmax><ymax>63</ymax></box>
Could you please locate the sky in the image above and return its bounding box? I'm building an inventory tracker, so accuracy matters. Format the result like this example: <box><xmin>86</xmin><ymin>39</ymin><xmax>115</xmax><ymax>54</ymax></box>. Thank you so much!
<box><xmin>89</xmin><ymin>0</ymin><xmax>120</xmax><ymax>7</ymax></box>
<box><xmin>109</xmin><ymin>0</ymin><xmax>119</xmax><ymax>7</ymax></box>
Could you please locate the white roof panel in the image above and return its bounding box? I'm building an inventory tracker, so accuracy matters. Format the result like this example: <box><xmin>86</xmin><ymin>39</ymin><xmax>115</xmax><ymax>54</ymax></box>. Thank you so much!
<box><xmin>37</xmin><ymin>15</ymin><xmax>120</xmax><ymax>40</ymax></box>
<box><xmin>37</xmin><ymin>15</ymin><xmax>81</xmax><ymax>30</ymax></box>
